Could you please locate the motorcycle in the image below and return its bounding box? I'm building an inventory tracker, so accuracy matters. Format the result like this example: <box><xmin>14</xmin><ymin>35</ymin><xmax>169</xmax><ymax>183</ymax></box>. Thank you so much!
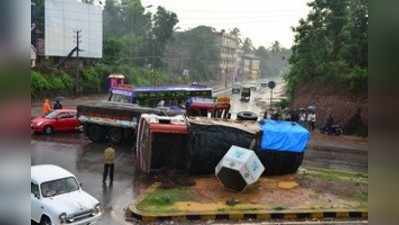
<box><xmin>320</xmin><ymin>124</ymin><xmax>343</xmax><ymax>136</ymax></box>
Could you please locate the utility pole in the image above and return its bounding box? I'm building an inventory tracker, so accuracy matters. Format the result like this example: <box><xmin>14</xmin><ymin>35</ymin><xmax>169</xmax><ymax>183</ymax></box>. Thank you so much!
<box><xmin>74</xmin><ymin>30</ymin><xmax>82</xmax><ymax>96</ymax></box>
<box><xmin>269</xmin><ymin>88</ymin><xmax>273</xmax><ymax>109</ymax></box>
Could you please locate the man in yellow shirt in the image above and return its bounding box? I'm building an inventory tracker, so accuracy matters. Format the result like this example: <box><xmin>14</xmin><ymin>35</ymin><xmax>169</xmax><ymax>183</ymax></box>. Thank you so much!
<box><xmin>103</xmin><ymin>143</ymin><xmax>115</xmax><ymax>185</ymax></box>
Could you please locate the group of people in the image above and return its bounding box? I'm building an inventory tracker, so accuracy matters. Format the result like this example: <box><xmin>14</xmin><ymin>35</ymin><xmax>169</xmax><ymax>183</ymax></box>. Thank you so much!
<box><xmin>264</xmin><ymin>107</ymin><xmax>317</xmax><ymax>131</ymax></box>
<box><xmin>41</xmin><ymin>98</ymin><xmax>63</xmax><ymax>115</ymax></box>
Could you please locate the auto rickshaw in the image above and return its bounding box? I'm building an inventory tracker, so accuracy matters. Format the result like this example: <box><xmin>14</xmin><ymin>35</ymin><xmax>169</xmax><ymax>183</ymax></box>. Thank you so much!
<box><xmin>240</xmin><ymin>86</ymin><xmax>251</xmax><ymax>102</ymax></box>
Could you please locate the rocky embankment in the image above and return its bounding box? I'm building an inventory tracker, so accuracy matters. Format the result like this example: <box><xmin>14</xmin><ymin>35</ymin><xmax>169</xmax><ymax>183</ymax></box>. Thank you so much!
<box><xmin>290</xmin><ymin>82</ymin><xmax>368</xmax><ymax>135</ymax></box>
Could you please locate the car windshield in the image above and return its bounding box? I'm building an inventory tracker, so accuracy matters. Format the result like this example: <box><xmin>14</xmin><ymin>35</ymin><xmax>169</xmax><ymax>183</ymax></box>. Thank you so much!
<box><xmin>41</xmin><ymin>177</ymin><xmax>79</xmax><ymax>197</ymax></box>
<box><xmin>45</xmin><ymin>111</ymin><xmax>59</xmax><ymax>119</ymax></box>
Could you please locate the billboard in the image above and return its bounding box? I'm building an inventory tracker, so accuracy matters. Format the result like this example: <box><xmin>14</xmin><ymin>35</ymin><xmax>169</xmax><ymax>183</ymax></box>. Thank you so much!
<box><xmin>45</xmin><ymin>0</ymin><xmax>103</xmax><ymax>58</ymax></box>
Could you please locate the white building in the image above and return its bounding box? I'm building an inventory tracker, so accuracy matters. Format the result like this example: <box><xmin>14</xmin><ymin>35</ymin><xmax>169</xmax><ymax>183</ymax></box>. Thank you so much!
<box><xmin>216</xmin><ymin>31</ymin><xmax>240</xmax><ymax>86</ymax></box>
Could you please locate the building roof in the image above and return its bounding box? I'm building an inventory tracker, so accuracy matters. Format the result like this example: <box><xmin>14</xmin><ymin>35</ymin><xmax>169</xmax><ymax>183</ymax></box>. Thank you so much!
<box><xmin>31</xmin><ymin>165</ymin><xmax>75</xmax><ymax>184</ymax></box>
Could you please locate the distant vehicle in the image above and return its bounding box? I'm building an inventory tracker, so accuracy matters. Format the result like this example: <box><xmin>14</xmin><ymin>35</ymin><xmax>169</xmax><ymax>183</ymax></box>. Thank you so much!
<box><xmin>31</xmin><ymin>164</ymin><xmax>101</xmax><ymax>225</ymax></box>
<box><xmin>31</xmin><ymin>109</ymin><xmax>80</xmax><ymax>135</ymax></box>
<box><xmin>107</xmin><ymin>74</ymin><xmax>126</xmax><ymax>91</ymax></box>
<box><xmin>260</xmin><ymin>82</ymin><xmax>268</xmax><ymax>88</ymax></box>
<box><xmin>247</xmin><ymin>80</ymin><xmax>258</xmax><ymax>91</ymax></box>
<box><xmin>232</xmin><ymin>83</ymin><xmax>241</xmax><ymax>94</ymax></box>
<box><xmin>240</xmin><ymin>86</ymin><xmax>251</xmax><ymax>102</ymax></box>
<box><xmin>109</xmin><ymin>85</ymin><xmax>212</xmax><ymax>107</ymax></box>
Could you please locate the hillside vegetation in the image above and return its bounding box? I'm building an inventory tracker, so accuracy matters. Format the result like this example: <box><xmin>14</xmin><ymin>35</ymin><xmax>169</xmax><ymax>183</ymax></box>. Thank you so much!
<box><xmin>285</xmin><ymin>0</ymin><xmax>368</xmax><ymax>97</ymax></box>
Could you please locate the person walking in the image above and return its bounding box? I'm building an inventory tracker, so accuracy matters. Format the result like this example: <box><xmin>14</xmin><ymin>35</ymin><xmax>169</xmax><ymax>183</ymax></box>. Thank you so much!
<box><xmin>42</xmin><ymin>99</ymin><xmax>52</xmax><ymax>115</ymax></box>
<box><xmin>103</xmin><ymin>143</ymin><xmax>115</xmax><ymax>185</ymax></box>
<box><xmin>53</xmin><ymin>100</ymin><xmax>63</xmax><ymax>110</ymax></box>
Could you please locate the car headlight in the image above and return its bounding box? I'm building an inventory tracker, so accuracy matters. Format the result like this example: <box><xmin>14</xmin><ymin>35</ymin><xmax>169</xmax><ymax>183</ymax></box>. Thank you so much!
<box><xmin>59</xmin><ymin>213</ymin><xmax>67</xmax><ymax>223</ymax></box>
<box><xmin>94</xmin><ymin>203</ymin><xmax>101</xmax><ymax>214</ymax></box>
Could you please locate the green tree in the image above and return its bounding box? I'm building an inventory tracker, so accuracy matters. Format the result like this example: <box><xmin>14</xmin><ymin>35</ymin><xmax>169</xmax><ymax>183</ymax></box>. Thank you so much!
<box><xmin>285</xmin><ymin>0</ymin><xmax>368</xmax><ymax>96</ymax></box>
<box><xmin>166</xmin><ymin>26</ymin><xmax>220</xmax><ymax>81</ymax></box>
<box><xmin>242</xmin><ymin>38</ymin><xmax>254</xmax><ymax>54</ymax></box>
<box><xmin>149</xmin><ymin>6</ymin><xmax>179</xmax><ymax>68</ymax></box>
<box><xmin>255</xmin><ymin>44</ymin><xmax>291</xmax><ymax>78</ymax></box>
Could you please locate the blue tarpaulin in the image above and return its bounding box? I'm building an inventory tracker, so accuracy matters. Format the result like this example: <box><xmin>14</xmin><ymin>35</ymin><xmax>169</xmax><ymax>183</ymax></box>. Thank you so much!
<box><xmin>260</xmin><ymin>120</ymin><xmax>310</xmax><ymax>153</ymax></box>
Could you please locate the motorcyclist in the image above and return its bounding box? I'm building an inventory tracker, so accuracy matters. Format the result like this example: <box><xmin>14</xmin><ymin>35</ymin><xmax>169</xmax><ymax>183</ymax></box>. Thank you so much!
<box><xmin>324</xmin><ymin>114</ymin><xmax>334</xmax><ymax>134</ymax></box>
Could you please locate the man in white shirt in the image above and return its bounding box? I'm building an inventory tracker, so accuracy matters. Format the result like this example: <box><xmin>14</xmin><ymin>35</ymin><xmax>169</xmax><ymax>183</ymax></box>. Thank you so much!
<box><xmin>307</xmin><ymin>112</ymin><xmax>316</xmax><ymax>131</ymax></box>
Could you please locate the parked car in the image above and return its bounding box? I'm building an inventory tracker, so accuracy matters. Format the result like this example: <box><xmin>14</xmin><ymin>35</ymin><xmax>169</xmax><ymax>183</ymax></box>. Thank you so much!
<box><xmin>31</xmin><ymin>109</ymin><xmax>81</xmax><ymax>135</ymax></box>
<box><xmin>31</xmin><ymin>164</ymin><xmax>101</xmax><ymax>225</ymax></box>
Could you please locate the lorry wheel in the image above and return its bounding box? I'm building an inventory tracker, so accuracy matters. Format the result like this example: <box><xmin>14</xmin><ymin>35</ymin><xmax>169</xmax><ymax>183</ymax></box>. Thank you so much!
<box><xmin>237</xmin><ymin>111</ymin><xmax>258</xmax><ymax>121</ymax></box>
<box><xmin>109</xmin><ymin>128</ymin><xmax>123</xmax><ymax>144</ymax></box>
<box><xmin>86</xmin><ymin>124</ymin><xmax>106</xmax><ymax>143</ymax></box>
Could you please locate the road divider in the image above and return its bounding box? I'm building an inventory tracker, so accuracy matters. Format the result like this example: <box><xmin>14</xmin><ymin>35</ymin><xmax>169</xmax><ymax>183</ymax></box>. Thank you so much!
<box><xmin>126</xmin><ymin>206</ymin><xmax>367</xmax><ymax>223</ymax></box>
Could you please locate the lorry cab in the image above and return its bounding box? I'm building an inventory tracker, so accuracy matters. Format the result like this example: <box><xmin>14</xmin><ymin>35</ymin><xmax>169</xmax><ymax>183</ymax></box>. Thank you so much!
<box><xmin>136</xmin><ymin>114</ymin><xmax>190</xmax><ymax>174</ymax></box>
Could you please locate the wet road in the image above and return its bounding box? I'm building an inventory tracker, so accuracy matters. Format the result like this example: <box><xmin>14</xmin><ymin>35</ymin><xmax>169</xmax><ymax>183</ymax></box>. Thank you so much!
<box><xmin>30</xmin><ymin>80</ymin><xmax>366</xmax><ymax>225</ymax></box>
<box><xmin>31</xmin><ymin>133</ymin><xmax>134</xmax><ymax>225</ymax></box>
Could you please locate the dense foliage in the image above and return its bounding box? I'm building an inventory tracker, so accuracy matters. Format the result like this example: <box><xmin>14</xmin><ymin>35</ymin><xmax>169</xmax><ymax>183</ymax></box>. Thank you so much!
<box><xmin>166</xmin><ymin>26</ymin><xmax>220</xmax><ymax>82</ymax></box>
<box><xmin>285</xmin><ymin>0</ymin><xmax>368</xmax><ymax>96</ymax></box>
<box><xmin>102</xmin><ymin>0</ymin><xmax>178</xmax><ymax>68</ymax></box>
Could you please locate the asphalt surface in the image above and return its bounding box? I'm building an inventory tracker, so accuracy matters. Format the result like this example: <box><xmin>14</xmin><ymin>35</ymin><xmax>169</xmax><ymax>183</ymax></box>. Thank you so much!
<box><xmin>30</xmin><ymin>81</ymin><xmax>367</xmax><ymax>225</ymax></box>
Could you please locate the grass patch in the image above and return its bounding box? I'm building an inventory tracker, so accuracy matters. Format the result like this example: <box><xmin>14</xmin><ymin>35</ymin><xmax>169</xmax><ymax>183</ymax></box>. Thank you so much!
<box><xmin>302</xmin><ymin>167</ymin><xmax>368</xmax><ymax>183</ymax></box>
<box><xmin>136</xmin><ymin>186</ymin><xmax>194</xmax><ymax>213</ymax></box>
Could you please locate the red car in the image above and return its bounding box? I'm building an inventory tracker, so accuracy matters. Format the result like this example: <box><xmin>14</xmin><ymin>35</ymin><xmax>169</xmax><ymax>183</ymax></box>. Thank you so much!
<box><xmin>31</xmin><ymin>109</ymin><xmax>81</xmax><ymax>135</ymax></box>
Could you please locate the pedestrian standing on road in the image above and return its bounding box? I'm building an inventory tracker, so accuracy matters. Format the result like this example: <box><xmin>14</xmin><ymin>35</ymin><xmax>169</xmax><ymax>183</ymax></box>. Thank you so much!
<box><xmin>53</xmin><ymin>100</ymin><xmax>63</xmax><ymax>110</ymax></box>
<box><xmin>299</xmin><ymin>109</ymin><xmax>306</xmax><ymax>127</ymax></box>
<box><xmin>307</xmin><ymin>111</ymin><xmax>316</xmax><ymax>131</ymax></box>
<box><xmin>103</xmin><ymin>143</ymin><xmax>115</xmax><ymax>185</ymax></box>
<box><xmin>42</xmin><ymin>98</ymin><xmax>52</xmax><ymax>115</ymax></box>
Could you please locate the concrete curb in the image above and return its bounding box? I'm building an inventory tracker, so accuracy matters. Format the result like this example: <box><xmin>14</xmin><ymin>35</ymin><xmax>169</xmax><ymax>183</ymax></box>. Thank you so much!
<box><xmin>126</xmin><ymin>205</ymin><xmax>368</xmax><ymax>223</ymax></box>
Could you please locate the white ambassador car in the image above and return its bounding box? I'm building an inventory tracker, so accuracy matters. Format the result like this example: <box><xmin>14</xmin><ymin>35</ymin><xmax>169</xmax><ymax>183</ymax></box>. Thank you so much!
<box><xmin>31</xmin><ymin>165</ymin><xmax>101</xmax><ymax>225</ymax></box>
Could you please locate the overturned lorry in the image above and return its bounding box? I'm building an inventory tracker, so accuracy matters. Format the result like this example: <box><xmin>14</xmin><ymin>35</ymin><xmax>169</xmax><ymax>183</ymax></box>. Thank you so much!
<box><xmin>77</xmin><ymin>101</ymin><xmax>182</xmax><ymax>143</ymax></box>
<box><xmin>135</xmin><ymin>114</ymin><xmax>310</xmax><ymax>176</ymax></box>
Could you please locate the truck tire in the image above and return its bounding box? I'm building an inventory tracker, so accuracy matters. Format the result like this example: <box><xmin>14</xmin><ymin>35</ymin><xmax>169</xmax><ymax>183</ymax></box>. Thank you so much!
<box><xmin>256</xmin><ymin>150</ymin><xmax>304</xmax><ymax>175</ymax></box>
<box><xmin>109</xmin><ymin>127</ymin><xmax>123</xmax><ymax>144</ymax></box>
<box><xmin>237</xmin><ymin>111</ymin><xmax>258</xmax><ymax>121</ymax></box>
<box><xmin>86</xmin><ymin>124</ymin><xmax>106</xmax><ymax>143</ymax></box>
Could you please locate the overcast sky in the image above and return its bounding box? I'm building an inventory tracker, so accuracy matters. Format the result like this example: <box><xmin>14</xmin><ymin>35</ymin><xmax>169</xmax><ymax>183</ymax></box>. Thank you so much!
<box><xmin>142</xmin><ymin>0</ymin><xmax>311</xmax><ymax>48</ymax></box>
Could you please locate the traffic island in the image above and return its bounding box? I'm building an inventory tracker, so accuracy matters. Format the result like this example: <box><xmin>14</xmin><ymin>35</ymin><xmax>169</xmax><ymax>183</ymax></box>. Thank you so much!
<box><xmin>126</xmin><ymin>168</ymin><xmax>368</xmax><ymax>223</ymax></box>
